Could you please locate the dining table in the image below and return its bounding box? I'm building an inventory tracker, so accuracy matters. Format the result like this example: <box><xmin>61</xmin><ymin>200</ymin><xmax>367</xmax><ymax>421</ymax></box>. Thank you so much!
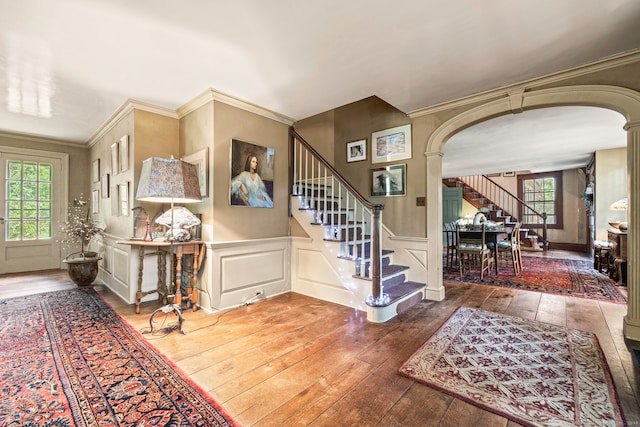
<box><xmin>458</xmin><ymin>224</ymin><xmax>511</xmax><ymax>275</ymax></box>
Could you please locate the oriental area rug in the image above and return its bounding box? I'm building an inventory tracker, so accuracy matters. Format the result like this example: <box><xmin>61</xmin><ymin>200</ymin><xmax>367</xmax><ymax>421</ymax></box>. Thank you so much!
<box><xmin>399</xmin><ymin>307</ymin><xmax>626</xmax><ymax>427</ymax></box>
<box><xmin>444</xmin><ymin>256</ymin><xmax>627</xmax><ymax>303</ymax></box>
<box><xmin>0</xmin><ymin>288</ymin><xmax>236</xmax><ymax>427</ymax></box>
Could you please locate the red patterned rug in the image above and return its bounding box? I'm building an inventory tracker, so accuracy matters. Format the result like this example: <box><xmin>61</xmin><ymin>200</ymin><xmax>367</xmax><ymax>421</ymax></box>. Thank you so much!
<box><xmin>0</xmin><ymin>288</ymin><xmax>236</xmax><ymax>426</ymax></box>
<box><xmin>399</xmin><ymin>307</ymin><xmax>626</xmax><ymax>426</ymax></box>
<box><xmin>444</xmin><ymin>255</ymin><xmax>627</xmax><ymax>303</ymax></box>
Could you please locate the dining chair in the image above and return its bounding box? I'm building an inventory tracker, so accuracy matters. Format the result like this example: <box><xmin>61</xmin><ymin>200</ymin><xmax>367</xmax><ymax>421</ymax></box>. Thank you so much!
<box><xmin>443</xmin><ymin>222</ymin><xmax>457</xmax><ymax>268</ymax></box>
<box><xmin>490</xmin><ymin>222</ymin><xmax>522</xmax><ymax>275</ymax></box>
<box><xmin>456</xmin><ymin>223</ymin><xmax>494</xmax><ymax>279</ymax></box>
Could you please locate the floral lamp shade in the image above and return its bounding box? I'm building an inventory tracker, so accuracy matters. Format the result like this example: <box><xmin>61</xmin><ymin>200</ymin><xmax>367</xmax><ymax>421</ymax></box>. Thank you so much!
<box><xmin>136</xmin><ymin>157</ymin><xmax>202</xmax><ymax>203</ymax></box>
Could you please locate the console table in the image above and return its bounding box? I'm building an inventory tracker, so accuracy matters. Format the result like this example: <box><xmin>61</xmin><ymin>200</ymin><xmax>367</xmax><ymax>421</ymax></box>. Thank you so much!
<box><xmin>118</xmin><ymin>240</ymin><xmax>205</xmax><ymax>313</ymax></box>
<box><xmin>607</xmin><ymin>230</ymin><xmax>627</xmax><ymax>284</ymax></box>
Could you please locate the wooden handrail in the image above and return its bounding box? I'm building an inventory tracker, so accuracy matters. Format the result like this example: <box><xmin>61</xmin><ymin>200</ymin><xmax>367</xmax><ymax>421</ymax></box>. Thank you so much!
<box><xmin>457</xmin><ymin>174</ymin><xmax>548</xmax><ymax>250</ymax></box>
<box><xmin>482</xmin><ymin>175</ymin><xmax>546</xmax><ymax>218</ymax></box>
<box><xmin>289</xmin><ymin>128</ymin><xmax>384</xmax><ymax>213</ymax></box>
<box><xmin>290</xmin><ymin>127</ymin><xmax>387</xmax><ymax>303</ymax></box>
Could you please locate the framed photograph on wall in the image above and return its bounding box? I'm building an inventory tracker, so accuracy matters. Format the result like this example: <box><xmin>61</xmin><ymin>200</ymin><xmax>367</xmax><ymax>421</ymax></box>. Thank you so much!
<box><xmin>101</xmin><ymin>174</ymin><xmax>110</xmax><ymax>198</ymax></box>
<box><xmin>346</xmin><ymin>139</ymin><xmax>366</xmax><ymax>162</ymax></box>
<box><xmin>371</xmin><ymin>163</ymin><xmax>406</xmax><ymax>197</ymax></box>
<box><xmin>111</xmin><ymin>142</ymin><xmax>119</xmax><ymax>175</ymax></box>
<box><xmin>183</xmin><ymin>147</ymin><xmax>209</xmax><ymax>197</ymax></box>
<box><xmin>229</xmin><ymin>139</ymin><xmax>274</xmax><ymax>208</ymax></box>
<box><xmin>371</xmin><ymin>124</ymin><xmax>412</xmax><ymax>164</ymax></box>
<box><xmin>111</xmin><ymin>186</ymin><xmax>119</xmax><ymax>216</ymax></box>
<box><xmin>119</xmin><ymin>135</ymin><xmax>129</xmax><ymax>173</ymax></box>
<box><xmin>92</xmin><ymin>189</ymin><xmax>100</xmax><ymax>214</ymax></box>
<box><xmin>92</xmin><ymin>159</ymin><xmax>100</xmax><ymax>183</ymax></box>
<box><xmin>119</xmin><ymin>182</ymin><xmax>129</xmax><ymax>217</ymax></box>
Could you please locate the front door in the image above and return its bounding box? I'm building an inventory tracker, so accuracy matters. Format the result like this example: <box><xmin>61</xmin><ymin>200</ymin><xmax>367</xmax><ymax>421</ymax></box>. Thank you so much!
<box><xmin>0</xmin><ymin>147</ymin><xmax>68</xmax><ymax>274</ymax></box>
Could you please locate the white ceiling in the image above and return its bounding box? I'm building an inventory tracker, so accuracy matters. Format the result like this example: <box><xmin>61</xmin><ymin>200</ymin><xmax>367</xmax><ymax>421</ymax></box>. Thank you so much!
<box><xmin>1</xmin><ymin>0</ymin><xmax>639</xmax><ymax>175</ymax></box>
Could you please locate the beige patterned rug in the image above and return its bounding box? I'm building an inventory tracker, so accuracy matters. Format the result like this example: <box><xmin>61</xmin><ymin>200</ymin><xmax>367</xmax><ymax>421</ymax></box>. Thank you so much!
<box><xmin>399</xmin><ymin>307</ymin><xmax>626</xmax><ymax>426</ymax></box>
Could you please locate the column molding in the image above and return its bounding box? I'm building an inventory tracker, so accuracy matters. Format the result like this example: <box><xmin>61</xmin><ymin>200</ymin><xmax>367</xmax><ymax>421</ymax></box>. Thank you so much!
<box><xmin>624</xmin><ymin>123</ymin><xmax>640</xmax><ymax>340</ymax></box>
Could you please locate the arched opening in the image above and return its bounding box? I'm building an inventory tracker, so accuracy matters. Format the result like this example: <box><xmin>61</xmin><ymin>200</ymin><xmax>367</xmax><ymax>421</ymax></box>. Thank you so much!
<box><xmin>425</xmin><ymin>85</ymin><xmax>640</xmax><ymax>341</ymax></box>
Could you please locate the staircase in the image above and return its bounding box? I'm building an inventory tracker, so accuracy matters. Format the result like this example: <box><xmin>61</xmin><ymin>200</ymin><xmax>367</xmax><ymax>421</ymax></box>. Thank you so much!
<box><xmin>443</xmin><ymin>175</ymin><xmax>549</xmax><ymax>251</ymax></box>
<box><xmin>290</xmin><ymin>128</ymin><xmax>427</xmax><ymax>323</ymax></box>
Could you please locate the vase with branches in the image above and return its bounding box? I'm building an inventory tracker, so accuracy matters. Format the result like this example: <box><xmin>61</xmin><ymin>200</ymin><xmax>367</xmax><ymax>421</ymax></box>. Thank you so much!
<box><xmin>58</xmin><ymin>195</ymin><xmax>103</xmax><ymax>259</ymax></box>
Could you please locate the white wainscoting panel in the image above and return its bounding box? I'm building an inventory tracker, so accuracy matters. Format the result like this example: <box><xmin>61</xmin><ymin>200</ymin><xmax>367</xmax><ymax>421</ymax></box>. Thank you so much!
<box><xmin>291</xmin><ymin>237</ymin><xmax>370</xmax><ymax>312</ymax></box>
<box><xmin>204</xmin><ymin>237</ymin><xmax>290</xmax><ymax>311</ymax></box>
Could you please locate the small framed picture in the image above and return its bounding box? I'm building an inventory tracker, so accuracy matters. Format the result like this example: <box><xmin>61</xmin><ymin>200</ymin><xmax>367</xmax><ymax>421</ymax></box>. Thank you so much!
<box><xmin>371</xmin><ymin>163</ymin><xmax>406</xmax><ymax>197</ymax></box>
<box><xmin>371</xmin><ymin>124</ymin><xmax>412</xmax><ymax>164</ymax></box>
<box><xmin>92</xmin><ymin>189</ymin><xmax>100</xmax><ymax>214</ymax></box>
<box><xmin>346</xmin><ymin>139</ymin><xmax>366</xmax><ymax>162</ymax></box>
<box><xmin>111</xmin><ymin>142</ymin><xmax>119</xmax><ymax>175</ymax></box>
<box><xmin>101</xmin><ymin>174</ymin><xmax>110</xmax><ymax>198</ymax></box>
<box><xmin>111</xmin><ymin>186</ymin><xmax>119</xmax><ymax>216</ymax></box>
<box><xmin>183</xmin><ymin>147</ymin><xmax>209</xmax><ymax>197</ymax></box>
<box><xmin>119</xmin><ymin>135</ymin><xmax>129</xmax><ymax>173</ymax></box>
<box><xmin>92</xmin><ymin>159</ymin><xmax>100</xmax><ymax>183</ymax></box>
<box><xmin>119</xmin><ymin>182</ymin><xmax>129</xmax><ymax>217</ymax></box>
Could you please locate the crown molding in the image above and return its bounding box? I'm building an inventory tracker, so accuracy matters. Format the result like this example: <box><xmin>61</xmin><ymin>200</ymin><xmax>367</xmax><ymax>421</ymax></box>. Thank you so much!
<box><xmin>409</xmin><ymin>49</ymin><xmax>640</xmax><ymax>118</ymax></box>
<box><xmin>0</xmin><ymin>131</ymin><xmax>85</xmax><ymax>148</ymax></box>
<box><xmin>177</xmin><ymin>88</ymin><xmax>295</xmax><ymax>125</ymax></box>
<box><xmin>86</xmin><ymin>99</ymin><xmax>177</xmax><ymax>147</ymax></box>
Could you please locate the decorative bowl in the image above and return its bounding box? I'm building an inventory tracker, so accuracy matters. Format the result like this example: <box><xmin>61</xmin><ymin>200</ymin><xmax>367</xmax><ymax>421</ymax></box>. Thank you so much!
<box><xmin>608</xmin><ymin>221</ymin><xmax>621</xmax><ymax>229</ymax></box>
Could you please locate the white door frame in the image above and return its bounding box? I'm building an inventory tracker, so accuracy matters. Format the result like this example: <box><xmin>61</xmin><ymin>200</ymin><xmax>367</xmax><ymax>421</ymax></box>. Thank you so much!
<box><xmin>0</xmin><ymin>146</ymin><xmax>69</xmax><ymax>274</ymax></box>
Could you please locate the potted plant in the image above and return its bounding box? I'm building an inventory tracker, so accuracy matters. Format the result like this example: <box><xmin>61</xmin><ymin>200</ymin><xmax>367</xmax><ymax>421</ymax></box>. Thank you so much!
<box><xmin>58</xmin><ymin>195</ymin><xmax>103</xmax><ymax>286</ymax></box>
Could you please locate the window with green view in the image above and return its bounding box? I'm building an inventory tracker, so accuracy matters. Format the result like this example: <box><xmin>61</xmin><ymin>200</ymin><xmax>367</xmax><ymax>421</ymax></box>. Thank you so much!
<box><xmin>6</xmin><ymin>160</ymin><xmax>52</xmax><ymax>241</ymax></box>
<box><xmin>517</xmin><ymin>171</ymin><xmax>563</xmax><ymax>229</ymax></box>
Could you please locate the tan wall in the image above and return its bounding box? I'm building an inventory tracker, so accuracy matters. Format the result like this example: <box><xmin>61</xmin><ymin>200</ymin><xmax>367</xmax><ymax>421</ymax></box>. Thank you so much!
<box><xmin>210</xmin><ymin>101</ymin><xmax>290</xmax><ymax>241</ymax></box>
<box><xmin>88</xmin><ymin>109</ymin><xmax>179</xmax><ymax>238</ymax></box>
<box><xmin>295</xmin><ymin>96</ymin><xmax>418</xmax><ymax>235</ymax></box>
<box><xmin>179</xmin><ymin>101</ymin><xmax>214</xmax><ymax>240</ymax></box>
<box><xmin>595</xmin><ymin>147</ymin><xmax>628</xmax><ymax>241</ymax></box>
<box><xmin>0</xmin><ymin>134</ymin><xmax>89</xmax><ymax>201</ymax></box>
<box><xmin>294</xmin><ymin>110</ymin><xmax>335</xmax><ymax>161</ymax></box>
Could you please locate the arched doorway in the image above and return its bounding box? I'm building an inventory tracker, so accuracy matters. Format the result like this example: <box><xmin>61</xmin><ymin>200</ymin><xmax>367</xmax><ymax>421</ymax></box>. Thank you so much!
<box><xmin>425</xmin><ymin>85</ymin><xmax>640</xmax><ymax>341</ymax></box>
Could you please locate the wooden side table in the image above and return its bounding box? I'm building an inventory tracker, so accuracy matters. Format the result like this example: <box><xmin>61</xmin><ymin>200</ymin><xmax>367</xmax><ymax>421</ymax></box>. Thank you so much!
<box><xmin>607</xmin><ymin>230</ymin><xmax>628</xmax><ymax>284</ymax></box>
<box><xmin>118</xmin><ymin>240</ymin><xmax>205</xmax><ymax>313</ymax></box>
<box><xmin>172</xmin><ymin>242</ymin><xmax>205</xmax><ymax>311</ymax></box>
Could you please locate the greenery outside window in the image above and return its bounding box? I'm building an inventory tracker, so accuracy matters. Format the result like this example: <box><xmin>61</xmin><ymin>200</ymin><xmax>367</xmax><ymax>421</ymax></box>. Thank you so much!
<box><xmin>517</xmin><ymin>171</ymin><xmax>563</xmax><ymax>229</ymax></box>
<box><xmin>6</xmin><ymin>160</ymin><xmax>53</xmax><ymax>240</ymax></box>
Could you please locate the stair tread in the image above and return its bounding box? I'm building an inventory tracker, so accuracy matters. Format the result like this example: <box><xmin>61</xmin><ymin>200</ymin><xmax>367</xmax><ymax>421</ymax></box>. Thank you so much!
<box><xmin>354</xmin><ymin>264</ymin><xmax>409</xmax><ymax>280</ymax></box>
<box><xmin>385</xmin><ymin>281</ymin><xmax>425</xmax><ymax>300</ymax></box>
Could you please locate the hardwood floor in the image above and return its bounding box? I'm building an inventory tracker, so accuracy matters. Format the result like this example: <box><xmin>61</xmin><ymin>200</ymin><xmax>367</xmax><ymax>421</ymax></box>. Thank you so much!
<box><xmin>2</xmin><ymin>256</ymin><xmax>639</xmax><ymax>426</ymax></box>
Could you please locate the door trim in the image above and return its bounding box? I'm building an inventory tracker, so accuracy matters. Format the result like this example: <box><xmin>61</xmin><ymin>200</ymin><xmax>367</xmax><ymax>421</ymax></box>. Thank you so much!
<box><xmin>1</xmin><ymin>146</ymin><xmax>69</xmax><ymax>272</ymax></box>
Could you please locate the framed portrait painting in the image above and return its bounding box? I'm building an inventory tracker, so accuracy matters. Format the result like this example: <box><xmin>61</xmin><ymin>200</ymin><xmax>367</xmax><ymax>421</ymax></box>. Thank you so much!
<box><xmin>371</xmin><ymin>124</ymin><xmax>412</xmax><ymax>164</ymax></box>
<box><xmin>371</xmin><ymin>164</ymin><xmax>406</xmax><ymax>197</ymax></box>
<box><xmin>230</xmin><ymin>139</ymin><xmax>275</xmax><ymax>208</ymax></box>
<box><xmin>346</xmin><ymin>139</ymin><xmax>366</xmax><ymax>162</ymax></box>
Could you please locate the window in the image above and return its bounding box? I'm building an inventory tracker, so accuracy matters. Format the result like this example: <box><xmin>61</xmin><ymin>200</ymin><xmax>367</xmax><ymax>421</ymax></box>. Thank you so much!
<box><xmin>517</xmin><ymin>171</ymin><xmax>563</xmax><ymax>229</ymax></box>
<box><xmin>6</xmin><ymin>160</ymin><xmax>53</xmax><ymax>240</ymax></box>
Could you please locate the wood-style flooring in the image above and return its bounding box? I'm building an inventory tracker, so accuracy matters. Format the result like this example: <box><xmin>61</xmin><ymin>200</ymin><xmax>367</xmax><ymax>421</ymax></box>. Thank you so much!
<box><xmin>1</xmin><ymin>252</ymin><xmax>639</xmax><ymax>426</ymax></box>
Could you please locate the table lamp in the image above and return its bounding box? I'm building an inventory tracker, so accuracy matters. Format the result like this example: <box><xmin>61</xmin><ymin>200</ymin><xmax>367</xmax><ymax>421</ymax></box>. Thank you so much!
<box><xmin>609</xmin><ymin>197</ymin><xmax>628</xmax><ymax>231</ymax></box>
<box><xmin>135</xmin><ymin>156</ymin><xmax>202</xmax><ymax>241</ymax></box>
<box><xmin>135</xmin><ymin>156</ymin><xmax>202</xmax><ymax>332</ymax></box>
